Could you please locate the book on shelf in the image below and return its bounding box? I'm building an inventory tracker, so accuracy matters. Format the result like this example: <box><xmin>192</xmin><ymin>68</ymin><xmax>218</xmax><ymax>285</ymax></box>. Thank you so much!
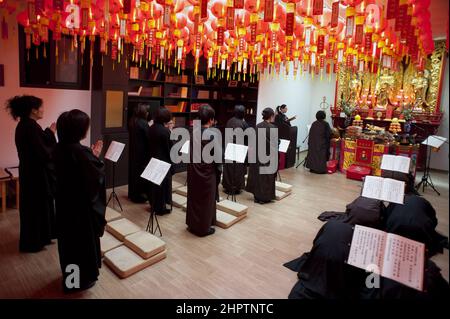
<box><xmin>166</xmin><ymin>74</ymin><xmax>189</xmax><ymax>84</ymax></box>
<box><xmin>228</xmin><ymin>80</ymin><xmax>238</xmax><ymax>87</ymax></box>
<box><xmin>197</xmin><ymin>90</ymin><xmax>209</xmax><ymax>99</ymax></box>
<box><xmin>180</xmin><ymin>87</ymin><xmax>188</xmax><ymax>98</ymax></box>
<box><xmin>130</xmin><ymin>66</ymin><xmax>139</xmax><ymax>79</ymax></box>
<box><xmin>152</xmin><ymin>86</ymin><xmax>162</xmax><ymax>97</ymax></box>
<box><xmin>190</xmin><ymin>103</ymin><xmax>203</xmax><ymax>112</ymax></box>
<box><xmin>128</xmin><ymin>86</ymin><xmax>143</xmax><ymax>96</ymax></box>
<box><xmin>347</xmin><ymin>225</ymin><xmax>425</xmax><ymax>291</ymax></box>
<box><xmin>140</xmin><ymin>87</ymin><xmax>154</xmax><ymax>97</ymax></box>
<box><xmin>166</xmin><ymin>101</ymin><xmax>187</xmax><ymax>113</ymax></box>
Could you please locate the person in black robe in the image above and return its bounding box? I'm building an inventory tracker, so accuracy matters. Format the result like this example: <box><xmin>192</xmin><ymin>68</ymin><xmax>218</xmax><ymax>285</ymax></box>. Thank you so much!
<box><xmin>274</xmin><ymin>104</ymin><xmax>296</xmax><ymax>127</ymax></box>
<box><xmin>305</xmin><ymin>110</ymin><xmax>331</xmax><ymax>174</ymax></box>
<box><xmin>317</xmin><ymin>196</ymin><xmax>385</xmax><ymax>229</ymax></box>
<box><xmin>6</xmin><ymin>95</ymin><xmax>57</xmax><ymax>253</ymax></box>
<box><xmin>383</xmin><ymin>194</ymin><xmax>448</xmax><ymax>257</ymax></box>
<box><xmin>53</xmin><ymin>110</ymin><xmax>106</xmax><ymax>292</ymax></box>
<box><xmin>128</xmin><ymin>103</ymin><xmax>151</xmax><ymax>203</ymax></box>
<box><xmin>246</xmin><ymin>108</ymin><xmax>278</xmax><ymax>204</ymax></box>
<box><xmin>285</xmin><ymin>221</ymin><xmax>367</xmax><ymax>299</ymax></box>
<box><xmin>148</xmin><ymin>107</ymin><xmax>173</xmax><ymax>215</ymax></box>
<box><xmin>186</xmin><ymin>105</ymin><xmax>222</xmax><ymax>237</ymax></box>
<box><xmin>222</xmin><ymin>105</ymin><xmax>250</xmax><ymax>195</ymax></box>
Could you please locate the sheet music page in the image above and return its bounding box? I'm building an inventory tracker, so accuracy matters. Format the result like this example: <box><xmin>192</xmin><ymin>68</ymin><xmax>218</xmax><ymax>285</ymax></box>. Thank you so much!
<box><xmin>380</xmin><ymin>178</ymin><xmax>405</xmax><ymax>204</ymax></box>
<box><xmin>347</xmin><ymin>225</ymin><xmax>386</xmax><ymax>274</ymax></box>
<box><xmin>180</xmin><ymin>140</ymin><xmax>190</xmax><ymax>154</ymax></box>
<box><xmin>224</xmin><ymin>143</ymin><xmax>248</xmax><ymax>163</ymax></box>
<box><xmin>279</xmin><ymin>139</ymin><xmax>290</xmax><ymax>153</ymax></box>
<box><xmin>381</xmin><ymin>155</ymin><xmax>410</xmax><ymax>174</ymax></box>
<box><xmin>422</xmin><ymin>135</ymin><xmax>447</xmax><ymax>148</ymax></box>
<box><xmin>381</xmin><ymin>233</ymin><xmax>425</xmax><ymax>291</ymax></box>
<box><xmin>140</xmin><ymin>158</ymin><xmax>171</xmax><ymax>186</ymax></box>
<box><xmin>104</xmin><ymin>141</ymin><xmax>125</xmax><ymax>162</ymax></box>
<box><xmin>361</xmin><ymin>176</ymin><xmax>383</xmax><ymax>201</ymax></box>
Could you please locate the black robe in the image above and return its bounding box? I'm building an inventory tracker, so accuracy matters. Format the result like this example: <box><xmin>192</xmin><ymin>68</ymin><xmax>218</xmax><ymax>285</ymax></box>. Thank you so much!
<box><xmin>246</xmin><ymin>121</ymin><xmax>278</xmax><ymax>202</ymax></box>
<box><xmin>285</xmin><ymin>221</ymin><xmax>367</xmax><ymax>299</ymax></box>
<box><xmin>128</xmin><ymin>117</ymin><xmax>150</xmax><ymax>202</ymax></box>
<box><xmin>54</xmin><ymin>143</ymin><xmax>106</xmax><ymax>287</ymax></box>
<box><xmin>383</xmin><ymin>194</ymin><xmax>448</xmax><ymax>257</ymax></box>
<box><xmin>305</xmin><ymin>120</ymin><xmax>331</xmax><ymax>174</ymax></box>
<box><xmin>148</xmin><ymin>123</ymin><xmax>173</xmax><ymax>214</ymax></box>
<box><xmin>318</xmin><ymin>196</ymin><xmax>385</xmax><ymax>229</ymax></box>
<box><xmin>186</xmin><ymin>127</ymin><xmax>222</xmax><ymax>236</ymax></box>
<box><xmin>15</xmin><ymin>117</ymin><xmax>56</xmax><ymax>252</ymax></box>
<box><xmin>222</xmin><ymin>116</ymin><xmax>249</xmax><ymax>194</ymax></box>
<box><xmin>275</xmin><ymin>113</ymin><xmax>291</xmax><ymax>127</ymax></box>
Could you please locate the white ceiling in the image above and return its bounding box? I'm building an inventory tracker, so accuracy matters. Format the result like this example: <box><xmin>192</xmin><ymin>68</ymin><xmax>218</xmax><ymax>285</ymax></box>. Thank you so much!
<box><xmin>429</xmin><ymin>0</ymin><xmax>449</xmax><ymax>39</ymax></box>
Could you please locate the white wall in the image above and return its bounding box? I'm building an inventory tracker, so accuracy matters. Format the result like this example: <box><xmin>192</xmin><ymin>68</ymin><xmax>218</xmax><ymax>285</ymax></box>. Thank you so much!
<box><xmin>430</xmin><ymin>56</ymin><xmax>449</xmax><ymax>171</ymax></box>
<box><xmin>257</xmin><ymin>64</ymin><xmax>336</xmax><ymax>151</ymax></box>
<box><xmin>0</xmin><ymin>11</ymin><xmax>91</xmax><ymax>168</ymax></box>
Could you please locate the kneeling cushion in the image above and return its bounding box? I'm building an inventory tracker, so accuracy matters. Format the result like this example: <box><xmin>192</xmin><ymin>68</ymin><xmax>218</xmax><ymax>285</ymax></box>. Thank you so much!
<box><xmin>104</xmin><ymin>246</ymin><xmax>167</xmax><ymax>279</ymax></box>
<box><xmin>275</xmin><ymin>190</ymin><xmax>291</xmax><ymax>200</ymax></box>
<box><xmin>175</xmin><ymin>186</ymin><xmax>188</xmax><ymax>197</ymax></box>
<box><xmin>106</xmin><ymin>218</ymin><xmax>141</xmax><ymax>241</ymax></box>
<box><xmin>124</xmin><ymin>231</ymin><xmax>166</xmax><ymax>259</ymax></box>
<box><xmin>215</xmin><ymin>210</ymin><xmax>247</xmax><ymax>229</ymax></box>
<box><xmin>217</xmin><ymin>200</ymin><xmax>248</xmax><ymax>217</ymax></box>
<box><xmin>275</xmin><ymin>181</ymin><xmax>293</xmax><ymax>193</ymax></box>
<box><xmin>100</xmin><ymin>231</ymin><xmax>123</xmax><ymax>256</ymax></box>
<box><xmin>172</xmin><ymin>193</ymin><xmax>187</xmax><ymax>208</ymax></box>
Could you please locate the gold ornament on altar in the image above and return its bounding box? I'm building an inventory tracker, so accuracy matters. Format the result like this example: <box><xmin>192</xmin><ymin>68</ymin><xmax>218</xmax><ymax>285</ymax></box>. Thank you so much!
<box><xmin>375</xmin><ymin>68</ymin><xmax>395</xmax><ymax>109</ymax></box>
<box><xmin>411</xmin><ymin>70</ymin><xmax>430</xmax><ymax>109</ymax></box>
<box><xmin>349</xmin><ymin>73</ymin><xmax>362</xmax><ymax>105</ymax></box>
<box><xmin>389</xmin><ymin>118</ymin><xmax>402</xmax><ymax>134</ymax></box>
<box><xmin>352</xmin><ymin>114</ymin><xmax>363</xmax><ymax>127</ymax></box>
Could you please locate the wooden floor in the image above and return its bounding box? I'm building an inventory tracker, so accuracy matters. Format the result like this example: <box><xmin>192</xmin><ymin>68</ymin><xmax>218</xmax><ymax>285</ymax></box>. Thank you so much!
<box><xmin>0</xmin><ymin>165</ymin><xmax>448</xmax><ymax>298</ymax></box>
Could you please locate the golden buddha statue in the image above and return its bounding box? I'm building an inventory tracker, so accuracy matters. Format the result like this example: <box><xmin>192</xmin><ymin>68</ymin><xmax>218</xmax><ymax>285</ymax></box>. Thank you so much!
<box><xmin>411</xmin><ymin>70</ymin><xmax>429</xmax><ymax>109</ymax></box>
<box><xmin>349</xmin><ymin>73</ymin><xmax>362</xmax><ymax>104</ymax></box>
<box><xmin>375</xmin><ymin>68</ymin><xmax>395</xmax><ymax>109</ymax></box>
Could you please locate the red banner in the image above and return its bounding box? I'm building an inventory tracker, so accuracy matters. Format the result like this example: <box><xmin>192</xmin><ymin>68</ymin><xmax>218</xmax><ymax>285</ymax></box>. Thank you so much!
<box><xmin>317</xmin><ymin>35</ymin><xmax>325</xmax><ymax>53</ymax></box>
<box><xmin>386</xmin><ymin>0</ymin><xmax>398</xmax><ymax>20</ymax></box>
<box><xmin>250</xmin><ymin>23</ymin><xmax>257</xmax><ymax>43</ymax></box>
<box><xmin>345</xmin><ymin>16</ymin><xmax>354</xmax><ymax>38</ymax></box>
<box><xmin>234</xmin><ymin>0</ymin><xmax>244</xmax><ymax>9</ymax></box>
<box><xmin>313</xmin><ymin>0</ymin><xmax>323</xmax><ymax>16</ymax></box>
<box><xmin>286</xmin><ymin>40</ymin><xmax>293</xmax><ymax>58</ymax></box>
<box><xmin>355</xmin><ymin>24</ymin><xmax>364</xmax><ymax>44</ymax></box>
<box><xmin>35</xmin><ymin>0</ymin><xmax>44</xmax><ymax>15</ymax></box>
<box><xmin>81</xmin><ymin>8</ymin><xmax>89</xmax><ymax>29</ymax></box>
<box><xmin>111</xmin><ymin>42</ymin><xmax>118</xmax><ymax>60</ymax></box>
<box><xmin>226</xmin><ymin>7</ymin><xmax>234</xmax><ymax>30</ymax></box>
<box><xmin>285</xmin><ymin>12</ymin><xmax>294</xmax><ymax>36</ymax></box>
<box><xmin>364</xmin><ymin>33</ymin><xmax>372</xmax><ymax>51</ymax></box>
<box><xmin>28</xmin><ymin>2</ymin><xmax>37</xmax><ymax>24</ymax></box>
<box><xmin>217</xmin><ymin>26</ymin><xmax>224</xmax><ymax>46</ymax></box>
<box><xmin>264</xmin><ymin>0</ymin><xmax>274</xmax><ymax>22</ymax></box>
<box><xmin>327</xmin><ymin>42</ymin><xmax>334</xmax><ymax>59</ymax></box>
<box><xmin>401</xmin><ymin>14</ymin><xmax>411</xmax><ymax>40</ymax></box>
<box><xmin>53</xmin><ymin>0</ymin><xmax>64</xmax><ymax>11</ymax></box>
<box><xmin>201</xmin><ymin>0</ymin><xmax>208</xmax><ymax>19</ymax></box>
<box><xmin>156</xmin><ymin>0</ymin><xmax>165</xmax><ymax>5</ymax></box>
<box><xmin>331</xmin><ymin>1</ymin><xmax>339</xmax><ymax>28</ymax></box>
<box><xmin>123</xmin><ymin>0</ymin><xmax>131</xmax><ymax>14</ymax></box>
<box><xmin>395</xmin><ymin>4</ymin><xmax>407</xmax><ymax>31</ymax></box>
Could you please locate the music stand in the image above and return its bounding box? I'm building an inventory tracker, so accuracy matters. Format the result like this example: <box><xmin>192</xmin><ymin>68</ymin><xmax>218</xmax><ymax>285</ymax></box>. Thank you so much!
<box><xmin>224</xmin><ymin>143</ymin><xmax>248</xmax><ymax>203</ymax></box>
<box><xmin>416</xmin><ymin>134</ymin><xmax>447</xmax><ymax>196</ymax></box>
<box><xmin>296</xmin><ymin>133</ymin><xmax>309</xmax><ymax>169</ymax></box>
<box><xmin>105</xmin><ymin>141</ymin><xmax>126</xmax><ymax>212</ymax></box>
<box><xmin>141</xmin><ymin>158</ymin><xmax>171</xmax><ymax>236</ymax></box>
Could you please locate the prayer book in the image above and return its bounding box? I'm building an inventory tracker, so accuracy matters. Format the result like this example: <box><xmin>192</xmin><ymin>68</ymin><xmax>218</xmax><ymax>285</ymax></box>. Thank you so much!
<box><xmin>105</xmin><ymin>141</ymin><xmax>125</xmax><ymax>163</ymax></box>
<box><xmin>279</xmin><ymin>139</ymin><xmax>290</xmax><ymax>153</ymax></box>
<box><xmin>361</xmin><ymin>176</ymin><xmax>405</xmax><ymax>204</ymax></box>
<box><xmin>141</xmin><ymin>158</ymin><xmax>171</xmax><ymax>186</ymax></box>
<box><xmin>348</xmin><ymin>225</ymin><xmax>425</xmax><ymax>291</ymax></box>
<box><xmin>224</xmin><ymin>143</ymin><xmax>248</xmax><ymax>163</ymax></box>
<box><xmin>128</xmin><ymin>86</ymin><xmax>143</xmax><ymax>96</ymax></box>
<box><xmin>380</xmin><ymin>154</ymin><xmax>411</xmax><ymax>174</ymax></box>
